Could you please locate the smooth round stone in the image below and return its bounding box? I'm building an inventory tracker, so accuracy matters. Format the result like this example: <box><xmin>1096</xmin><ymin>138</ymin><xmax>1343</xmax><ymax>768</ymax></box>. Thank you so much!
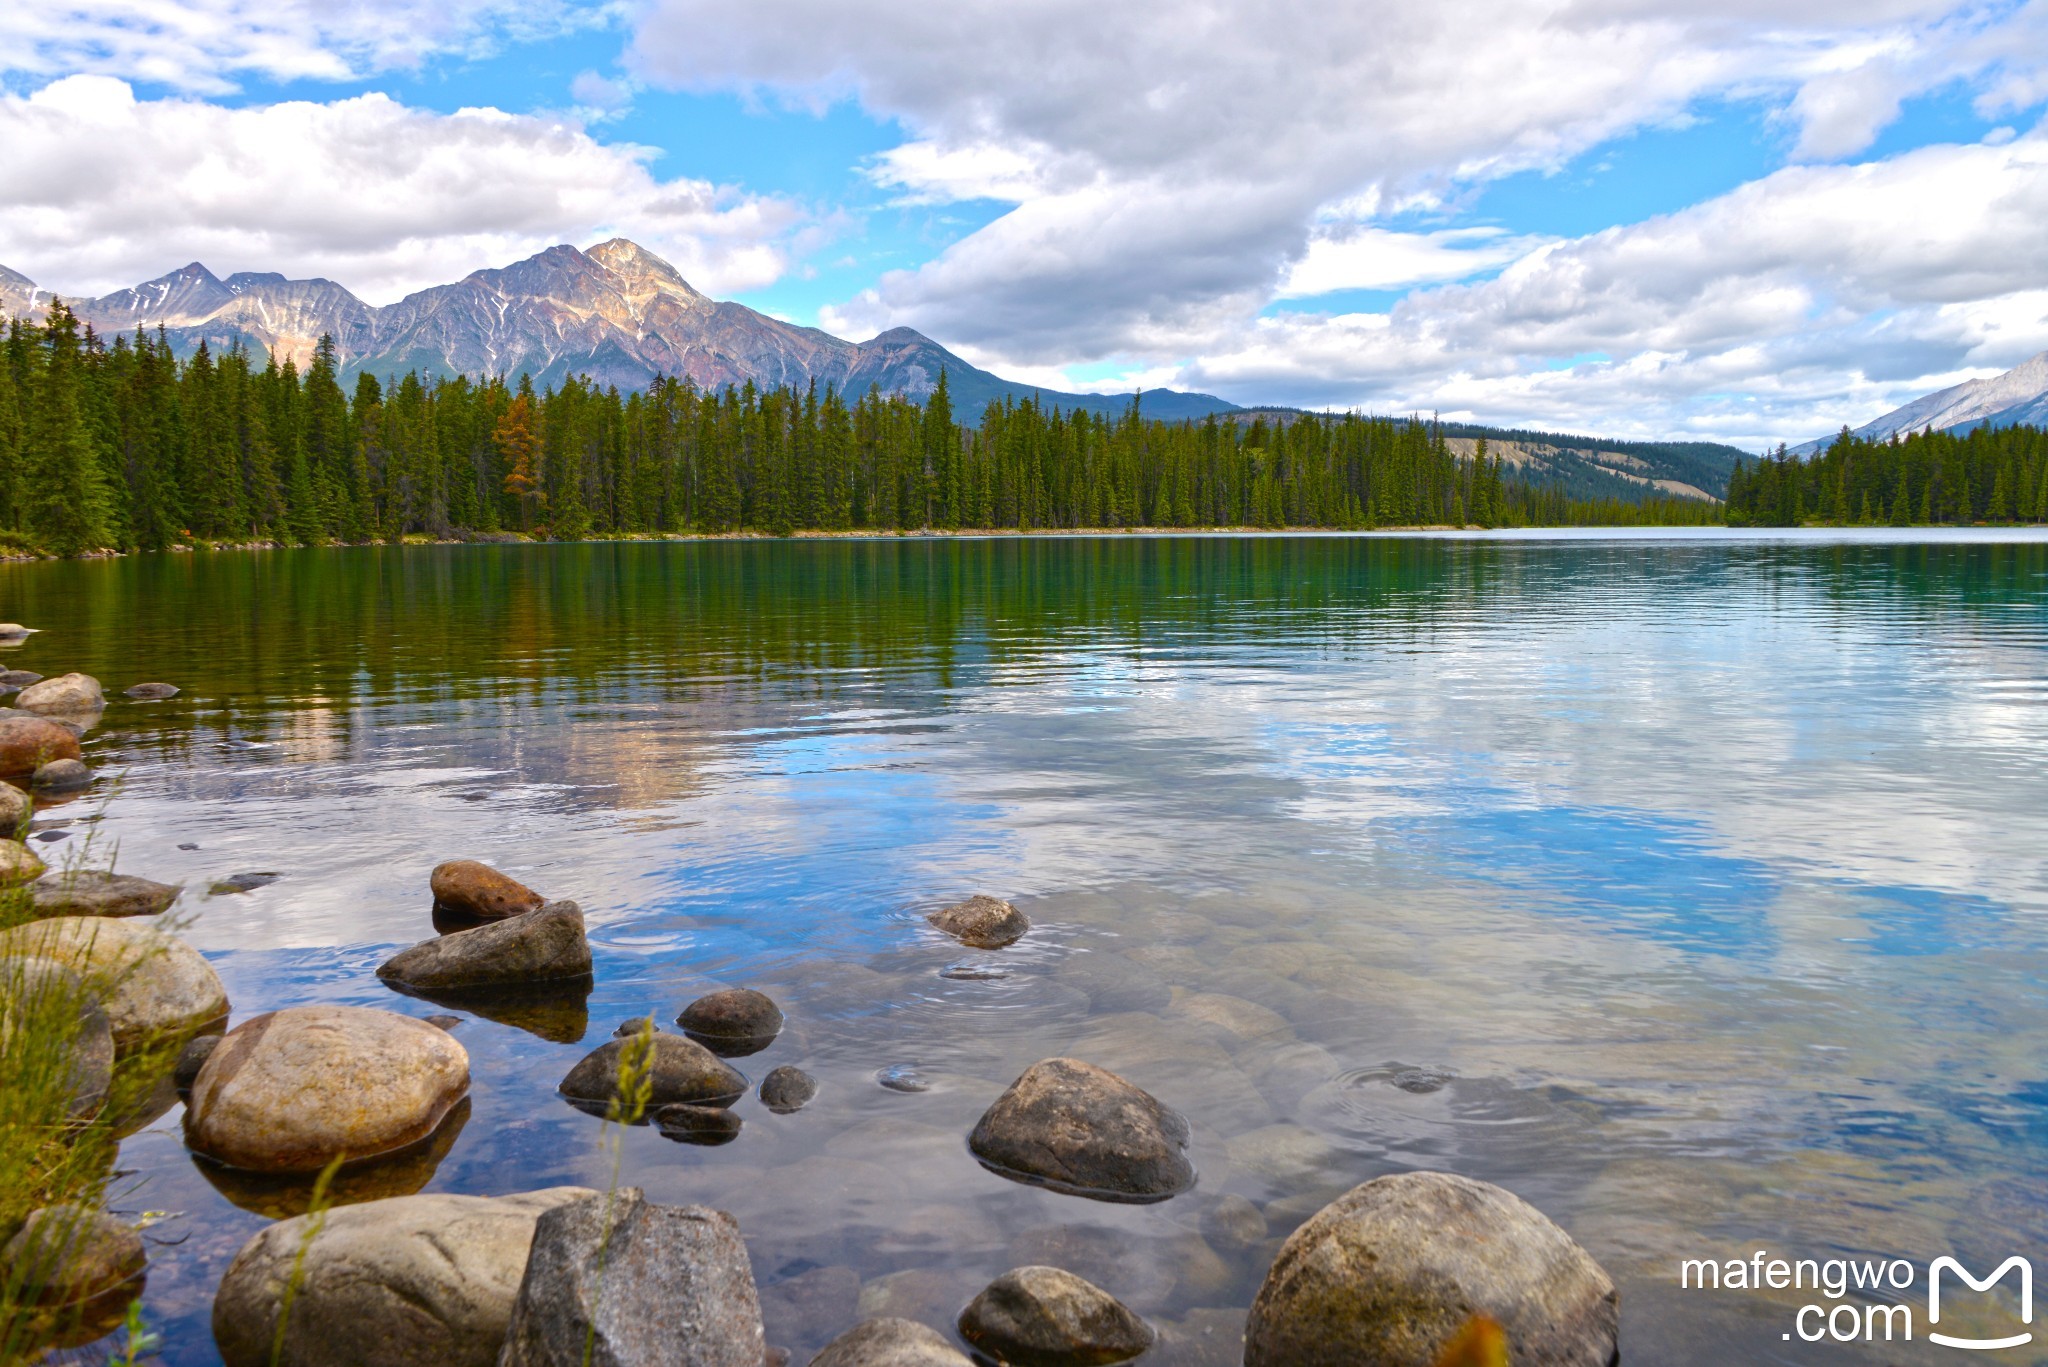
<box><xmin>123</xmin><ymin>683</ymin><xmax>181</xmax><ymax>700</ymax></box>
<box><xmin>0</xmin><ymin>625</ymin><xmax>32</xmax><ymax>642</ymax></box>
<box><xmin>927</xmin><ymin>895</ymin><xmax>1030</xmax><ymax>949</ymax></box>
<box><xmin>0</xmin><ymin>782</ymin><xmax>29</xmax><ymax>832</ymax></box>
<box><xmin>0</xmin><ymin>668</ymin><xmax>43</xmax><ymax>687</ymax></box>
<box><xmin>759</xmin><ymin>1065</ymin><xmax>818</xmax><ymax>1113</ymax></box>
<box><xmin>558</xmin><ymin>1033</ymin><xmax>746</xmax><ymax>1112</ymax></box>
<box><xmin>186</xmin><ymin>1006</ymin><xmax>472</xmax><ymax>1173</ymax></box>
<box><xmin>0</xmin><ymin>716</ymin><xmax>83</xmax><ymax>777</ymax></box>
<box><xmin>677</xmin><ymin>988</ymin><xmax>783</xmax><ymax>1055</ymax></box>
<box><xmin>0</xmin><ymin>837</ymin><xmax>46</xmax><ymax>885</ymax></box>
<box><xmin>429</xmin><ymin>859</ymin><xmax>545</xmax><ymax>920</ymax></box>
<box><xmin>0</xmin><ymin>916</ymin><xmax>229</xmax><ymax>1049</ymax></box>
<box><xmin>32</xmin><ymin>758</ymin><xmax>91</xmax><ymax>792</ymax></box>
<box><xmin>969</xmin><ymin>1058</ymin><xmax>1195</xmax><ymax>1203</ymax></box>
<box><xmin>1202</xmin><ymin>1193</ymin><xmax>1269</xmax><ymax>1252</ymax></box>
<box><xmin>2</xmin><ymin>956</ymin><xmax>115</xmax><ymax>1120</ymax></box>
<box><xmin>959</xmin><ymin>1266</ymin><xmax>1153</xmax><ymax>1367</ymax></box>
<box><xmin>0</xmin><ymin>1204</ymin><xmax>144</xmax><ymax>1308</ymax></box>
<box><xmin>1244</xmin><ymin>1172</ymin><xmax>1619</xmax><ymax>1367</ymax></box>
<box><xmin>15</xmin><ymin>673</ymin><xmax>104</xmax><ymax>715</ymax></box>
<box><xmin>811</xmin><ymin>1318</ymin><xmax>973</xmax><ymax>1367</ymax></box>
<box><xmin>30</xmin><ymin>871</ymin><xmax>179</xmax><ymax>919</ymax></box>
<box><xmin>876</xmin><ymin>1064</ymin><xmax>932</xmax><ymax>1093</ymax></box>
<box><xmin>654</xmin><ymin>1102</ymin><xmax>743</xmax><ymax>1145</ymax></box>
<box><xmin>614</xmin><ymin>1017</ymin><xmax>662</xmax><ymax>1038</ymax></box>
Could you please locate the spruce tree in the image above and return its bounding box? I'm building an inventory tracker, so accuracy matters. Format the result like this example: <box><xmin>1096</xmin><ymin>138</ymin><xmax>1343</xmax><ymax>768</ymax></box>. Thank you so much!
<box><xmin>21</xmin><ymin>304</ymin><xmax>113</xmax><ymax>554</ymax></box>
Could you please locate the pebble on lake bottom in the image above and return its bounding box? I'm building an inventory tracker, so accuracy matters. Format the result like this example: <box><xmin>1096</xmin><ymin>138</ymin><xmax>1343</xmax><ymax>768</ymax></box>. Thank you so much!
<box><xmin>876</xmin><ymin>1065</ymin><xmax>932</xmax><ymax>1093</ymax></box>
<box><xmin>939</xmin><ymin>961</ymin><xmax>1012</xmax><ymax>981</ymax></box>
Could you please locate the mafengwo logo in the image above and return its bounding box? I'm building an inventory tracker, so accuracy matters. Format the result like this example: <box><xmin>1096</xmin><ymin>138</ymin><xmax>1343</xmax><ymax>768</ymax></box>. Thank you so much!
<box><xmin>1680</xmin><ymin>1250</ymin><xmax>2033</xmax><ymax>1350</ymax></box>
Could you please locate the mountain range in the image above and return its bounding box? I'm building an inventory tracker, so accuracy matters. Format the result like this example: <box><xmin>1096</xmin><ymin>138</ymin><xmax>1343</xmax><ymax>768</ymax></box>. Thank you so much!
<box><xmin>1791</xmin><ymin>350</ymin><xmax>2048</xmax><ymax>455</ymax></box>
<box><xmin>0</xmin><ymin>238</ymin><xmax>1239</xmax><ymax>421</ymax></box>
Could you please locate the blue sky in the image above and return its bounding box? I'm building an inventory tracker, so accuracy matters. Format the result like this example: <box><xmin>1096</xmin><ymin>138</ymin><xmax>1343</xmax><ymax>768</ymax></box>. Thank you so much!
<box><xmin>2</xmin><ymin>1</ymin><xmax>2047</xmax><ymax>450</ymax></box>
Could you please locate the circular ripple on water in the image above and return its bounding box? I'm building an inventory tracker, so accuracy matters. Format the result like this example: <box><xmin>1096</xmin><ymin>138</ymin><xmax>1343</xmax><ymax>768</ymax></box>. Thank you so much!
<box><xmin>1298</xmin><ymin>1063</ymin><xmax>1585</xmax><ymax>1168</ymax></box>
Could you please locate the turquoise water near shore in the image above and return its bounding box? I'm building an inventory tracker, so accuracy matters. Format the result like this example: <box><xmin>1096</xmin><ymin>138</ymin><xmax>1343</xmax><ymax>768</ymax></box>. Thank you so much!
<box><xmin>6</xmin><ymin>528</ymin><xmax>2047</xmax><ymax>1365</ymax></box>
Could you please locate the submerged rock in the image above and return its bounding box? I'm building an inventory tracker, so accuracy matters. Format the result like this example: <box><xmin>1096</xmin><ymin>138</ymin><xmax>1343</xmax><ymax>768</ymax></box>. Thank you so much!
<box><xmin>0</xmin><ymin>717</ymin><xmax>83</xmax><ymax>776</ymax></box>
<box><xmin>429</xmin><ymin>859</ymin><xmax>545</xmax><ymax>921</ymax></box>
<box><xmin>958</xmin><ymin>1266</ymin><xmax>1153</xmax><ymax>1367</ymax></box>
<box><xmin>939</xmin><ymin>960</ymin><xmax>1012</xmax><ymax>981</ymax></box>
<box><xmin>969</xmin><ymin>1058</ymin><xmax>1195</xmax><ymax>1203</ymax></box>
<box><xmin>1</xmin><ymin>957</ymin><xmax>114</xmax><ymax>1120</ymax></box>
<box><xmin>209</xmin><ymin>871</ymin><xmax>281</xmax><ymax>895</ymax></box>
<box><xmin>927</xmin><ymin>895</ymin><xmax>1030</xmax><ymax>949</ymax></box>
<box><xmin>677</xmin><ymin>987</ymin><xmax>783</xmax><ymax>1055</ymax></box>
<box><xmin>377</xmin><ymin>900</ymin><xmax>591</xmax><ymax>991</ymax></box>
<box><xmin>499</xmin><ymin>1189</ymin><xmax>765</xmax><ymax>1367</ymax></box>
<box><xmin>654</xmin><ymin>1103</ymin><xmax>743</xmax><ymax>1145</ymax></box>
<box><xmin>876</xmin><ymin>1064</ymin><xmax>932</xmax><ymax>1094</ymax></box>
<box><xmin>31</xmin><ymin>758</ymin><xmax>89</xmax><ymax>792</ymax></box>
<box><xmin>31</xmin><ymin>871</ymin><xmax>180</xmax><ymax>919</ymax></box>
<box><xmin>811</xmin><ymin>1318</ymin><xmax>973</xmax><ymax>1367</ymax></box>
<box><xmin>558</xmin><ymin>1033</ymin><xmax>746</xmax><ymax>1113</ymax></box>
<box><xmin>0</xmin><ymin>837</ymin><xmax>45</xmax><ymax>885</ymax></box>
<box><xmin>185</xmin><ymin>1006</ymin><xmax>470</xmax><ymax>1173</ymax></box>
<box><xmin>15</xmin><ymin>673</ymin><xmax>104</xmax><ymax>715</ymax></box>
<box><xmin>0</xmin><ymin>1204</ymin><xmax>144</xmax><ymax>1309</ymax></box>
<box><xmin>759</xmin><ymin>1065</ymin><xmax>818</xmax><ymax>1113</ymax></box>
<box><xmin>1201</xmin><ymin>1193</ymin><xmax>1269</xmax><ymax>1252</ymax></box>
<box><xmin>173</xmin><ymin>1031</ymin><xmax>221</xmax><ymax>1094</ymax></box>
<box><xmin>211</xmin><ymin>1186</ymin><xmax>597</xmax><ymax>1367</ymax></box>
<box><xmin>1243</xmin><ymin>1171</ymin><xmax>1619</xmax><ymax>1367</ymax></box>
<box><xmin>123</xmin><ymin>683</ymin><xmax>180</xmax><ymax>700</ymax></box>
<box><xmin>0</xmin><ymin>915</ymin><xmax>228</xmax><ymax>1049</ymax></box>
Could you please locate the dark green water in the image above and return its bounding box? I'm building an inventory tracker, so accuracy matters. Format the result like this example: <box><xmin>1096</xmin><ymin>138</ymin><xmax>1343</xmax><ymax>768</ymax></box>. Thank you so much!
<box><xmin>6</xmin><ymin>529</ymin><xmax>2048</xmax><ymax>1365</ymax></box>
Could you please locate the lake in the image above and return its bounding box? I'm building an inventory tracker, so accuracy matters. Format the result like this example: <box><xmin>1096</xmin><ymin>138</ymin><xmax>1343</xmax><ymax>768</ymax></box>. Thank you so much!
<box><xmin>6</xmin><ymin>528</ymin><xmax>2046</xmax><ymax>1365</ymax></box>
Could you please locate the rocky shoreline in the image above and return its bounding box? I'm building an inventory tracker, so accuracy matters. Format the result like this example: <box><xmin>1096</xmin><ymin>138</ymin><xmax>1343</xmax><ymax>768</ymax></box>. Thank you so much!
<box><xmin>0</xmin><ymin>655</ymin><xmax>1620</xmax><ymax>1366</ymax></box>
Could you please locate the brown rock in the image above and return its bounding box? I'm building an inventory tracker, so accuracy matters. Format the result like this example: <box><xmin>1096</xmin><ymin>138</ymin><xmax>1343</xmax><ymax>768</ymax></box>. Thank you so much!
<box><xmin>759</xmin><ymin>1066</ymin><xmax>818</xmax><ymax>1113</ymax></box>
<box><xmin>0</xmin><ymin>715</ymin><xmax>83</xmax><ymax>776</ymax></box>
<box><xmin>0</xmin><ymin>781</ymin><xmax>29</xmax><ymax>833</ymax></box>
<box><xmin>185</xmin><ymin>1006</ymin><xmax>471</xmax><ymax>1173</ymax></box>
<box><xmin>927</xmin><ymin>895</ymin><xmax>1029</xmax><ymax>949</ymax></box>
<box><xmin>558</xmin><ymin>1032</ymin><xmax>747</xmax><ymax>1113</ymax></box>
<box><xmin>31</xmin><ymin>871</ymin><xmax>180</xmax><ymax>919</ymax></box>
<box><xmin>123</xmin><ymin>683</ymin><xmax>180</xmax><ymax>700</ymax></box>
<box><xmin>678</xmin><ymin>988</ymin><xmax>784</xmax><ymax>1055</ymax></box>
<box><xmin>15</xmin><ymin>673</ymin><xmax>104</xmax><ymax>715</ymax></box>
<box><xmin>958</xmin><ymin>1266</ymin><xmax>1153</xmax><ymax>1366</ymax></box>
<box><xmin>0</xmin><ymin>916</ymin><xmax>228</xmax><ymax>1049</ymax></box>
<box><xmin>0</xmin><ymin>837</ymin><xmax>45</xmax><ymax>885</ymax></box>
<box><xmin>32</xmin><ymin>758</ymin><xmax>91</xmax><ymax>792</ymax></box>
<box><xmin>969</xmin><ymin>1058</ymin><xmax>1196</xmax><ymax>1202</ymax></box>
<box><xmin>1</xmin><ymin>957</ymin><xmax>114</xmax><ymax>1120</ymax></box>
<box><xmin>429</xmin><ymin>859</ymin><xmax>545</xmax><ymax>920</ymax></box>
<box><xmin>377</xmin><ymin>901</ymin><xmax>590</xmax><ymax>991</ymax></box>
<box><xmin>0</xmin><ymin>1204</ymin><xmax>144</xmax><ymax>1308</ymax></box>
<box><xmin>654</xmin><ymin>1103</ymin><xmax>743</xmax><ymax>1145</ymax></box>
<box><xmin>1243</xmin><ymin>1171</ymin><xmax>1619</xmax><ymax>1367</ymax></box>
<box><xmin>0</xmin><ymin>668</ymin><xmax>43</xmax><ymax>687</ymax></box>
<box><xmin>810</xmin><ymin>1319</ymin><xmax>972</xmax><ymax>1367</ymax></box>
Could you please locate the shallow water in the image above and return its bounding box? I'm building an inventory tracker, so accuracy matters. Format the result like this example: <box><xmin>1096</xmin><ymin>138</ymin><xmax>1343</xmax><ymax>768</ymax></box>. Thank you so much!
<box><xmin>6</xmin><ymin>529</ymin><xmax>2048</xmax><ymax>1365</ymax></box>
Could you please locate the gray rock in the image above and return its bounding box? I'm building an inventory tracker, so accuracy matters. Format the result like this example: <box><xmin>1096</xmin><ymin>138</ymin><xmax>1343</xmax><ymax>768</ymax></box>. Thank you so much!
<box><xmin>209</xmin><ymin>871</ymin><xmax>281</xmax><ymax>895</ymax></box>
<box><xmin>758</xmin><ymin>1265</ymin><xmax>860</xmax><ymax>1358</ymax></box>
<box><xmin>655</xmin><ymin>1103</ymin><xmax>743</xmax><ymax>1145</ymax></box>
<box><xmin>14</xmin><ymin>673</ymin><xmax>102</xmax><ymax>715</ymax></box>
<box><xmin>376</xmin><ymin>900</ymin><xmax>591</xmax><ymax>991</ymax></box>
<box><xmin>876</xmin><ymin>1064</ymin><xmax>931</xmax><ymax>1093</ymax></box>
<box><xmin>760</xmin><ymin>1066</ymin><xmax>818</xmax><ymax>1113</ymax></box>
<box><xmin>1</xmin><ymin>957</ymin><xmax>113</xmax><ymax>1120</ymax></box>
<box><xmin>173</xmin><ymin>1031</ymin><xmax>221</xmax><ymax>1094</ymax></box>
<box><xmin>499</xmin><ymin>1189</ymin><xmax>765</xmax><ymax>1367</ymax></box>
<box><xmin>1201</xmin><ymin>1193</ymin><xmax>1268</xmax><ymax>1252</ymax></box>
<box><xmin>809</xmin><ymin>1318</ymin><xmax>972</xmax><ymax>1367</ymax></box>
<box><xmin>558</xmin><ymin>1032</ymin><xmax>747</xmax><ymax>1113</ymax></box>
<box><xmin>429</xmin><ymin>859</ymin><xmax>545</xmax><ymax>920</ymax></box>
<box><xmin>939</xmin><ymin>960</ymin><xmax>1012</xmax><ymax>981</ymax></box>
<box><xmin>958</xmin><ymin>1266</ymin><xmax>1152</xmax><ymax>1366</ymax></box>
<box><xmin>31</xmin><ymin>871</ymin><xmax>180</xmax><ymax>919</ymax></box>
<box><xmin>677</xmin><ymin>988</ymin><xmax>783</xmax><ymax>1055</ymax></box>
<box><xmin>0</xmin><ymin>781</ymin><xmax>28</xmax><ymax>833</ymax></box>
<box><xmin>30</xmin><ymin>759</ymin><xmax>89</xmax><ymax>792</ymax></box>
<box><xmin>0</xmin><ymin>668</ymin><xmax>43</xmax><ymax>688</ymax></box>
<box><xmin>969</xmin><ymin>1058</ymin><xmax>1195</xmax><ymax>1203</ymax></box>
<box><xmin>1243</xmin><ymin>1171</ymin><xmax>1619</xmax><ymax>1367</ymax></box>
<box><xmin>926</xmin><ymin>895</ymin><xmax>1029</xmax><ymax>949</ymax></box>
<box><xmin>185</xmin><ymin>1006</ymin><xmax>470</xmax><ymax>1172</ymax></box>
<box><xmin>211</xmin><ymin>1187</ymin><xmax>596</xmax><ymax>1367</ymax></box>
<box><xmin>0</xmin><ymin>916</ymin><xmax>229</xmax><ymax>1049</ymax></box>
<box><xmin>0</xmin><ymin>1204</ymin><xmax>143</xmax><ymax>1308</ymax></box>
<box><xmin>123</xmin><ymin>683</ymin><xmax>180</xmax><ymax>700</ymax></box>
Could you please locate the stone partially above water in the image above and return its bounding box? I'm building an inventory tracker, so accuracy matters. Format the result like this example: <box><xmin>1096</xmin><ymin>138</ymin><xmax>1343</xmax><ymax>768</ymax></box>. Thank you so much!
<box><xmin>430</xmin><ymin>859</ymin><xmax>545</xmax><ymax>921</ymax></box>
<box><xmin>0</xmin><ymin>1204</ymin><xmax>144</xmax><ymax>1309</ymax></box>
<box><xmin>958</xmin><ymin>1266</ymin><xmax>1153</xmax><ymax>1367</ymax></box>
<box><xmin>0</xmin><ymin>837</ymin><xmax>45</xmax><ymax>885</ymax></box>
<box><xmin>186</xmin><ymin>1006</ymin><xmax>471</xmax><ymax>1173</ymax></box>
<box><xmin>209</xmin><ymin>872</ymin><xmax>281</xmax><ymax>895</ymax></box>
<box><xmin>677</xmin><ymin>987</ymin><xmax>784</xmax><ymax>1055</ymax></box>
<box><xmin>558</xmin><ymin>1032</ymin><xmax>746</xmax><ymax>1112</ymax></box>
<box><xmin>811</xmin><ymin>1318</ymin><xmax>973</xmax><ymax>1367</ymax></box>
<box><xmin>0</xmin><ymin>716</ymin><xmax>83</xmax><ymax>777</ymax></box>
<box><xmin>759</xmin><ymin>1065</ymin><xmax>818</xmax><ymax>1113</ymax></box>
<box><xmin>174</xmin><ymin>1032</ymin><xmax>221</xmax><ymax>1094</ymax></box>
<box><xmin>123</xmin><ymin>683</ymin><xmax>181</xmax><ymax>700</ymax></box>
<box><xmin>31</xmin><ymin>871</ymin><xmax>180</xmax><ymax>919</ymax></box>
<box><xmin>655</xmin><ymin>1103</ymin><xmax>743</xmax><ymax>1145</ymax></box>
<box><xmin>1243</xmin><ymin>1171</ymin><xmax>1619</xmax><ymax>1367</ymax></box>
<box><xmin>15</xmin><ymin>673</ymin><xmax>104</xmax><ymax>715</ymax></box>
<box><xmin>31</xmin><ymin>758</ymin><xmax>90</xmax><ymax>792</ymax></box>
<box><xmin>0</xmin><ymin>668</ymin><xmax>42</xmax><ymax>688</ymax></box>
<box><xmin>0</xmin><ymin>915</ymin><xmax>228</xmax><ymax>1049</ymax></box>
<box><xmin>2</xmin><ymin>957</ymin><xmax>114</xmax><ymax>1121</ymax></box>
<box><xmin>211</xmin><ymin>1186</ymin><xmax>597</xmax><ymax>1367</ymax></box>
<box><xmin>969</xmin><ymin>1058</ymin><xmax>1195</xmax><ymax>1203</ymax></box>
<box><xmin>377</xmin><ymin>900</ymin><xmax>591</xmax><ymax>991</ymax></box>
<box><xmin>927</xmin><ymin>895</ymin><xmax>1030</xmax><ymax>949</ymax></box>
<box><xmin>0</xmin><ymin>781</ymin><xmax>27</xmax><ymax>832</ymax></box>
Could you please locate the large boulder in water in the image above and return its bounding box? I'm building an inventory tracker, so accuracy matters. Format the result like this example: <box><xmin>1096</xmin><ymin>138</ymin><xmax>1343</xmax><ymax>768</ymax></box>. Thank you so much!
<box><xmin>927</xmin><ymin>895</ymin><xmax>1029</xmax><ymax>948</ymax></box>
<box><xmin>0</xmin><ymin>716</ymin><xmax>82</xmax><ymax>777</ymax></box>
<box><xmin>958</xmin><ymin>1266</ymin><xmax>1153</xmax><ymax>1366</ymax></box>
<box><xmin>0</xmin><ymin>837</ymin><xmax>45</xmax><ymax>885</ymax></box>
<box><xmin>968</xmin><ymin>1058</ymin><xmax>1195</xmax><ymax>1202</ymax></box>
<box><xmin>1</xmin><ymin>957</ymin><xmax>114</xmax><ymax>1121</ymax></box>
<box><xmin>185</xmin><ymin>1006</ymin><xmax>470</xmax><ymax>1172</ymax></box>
<box><xmin>376</xmin><ymin>901</ymin><xmax>590</xmax><ymax>991</ymax></box>
<box><xmin>0</xmin><ymin>916</ymin><xmax>228</xmax><ymax>1049</ymax></box>
<box><xmin>0</xmin><ymin>1204</ymin><xmax>144</xmax><ymax>1309</ymax></box>
<box><xmin>15</xmin><ymin>673</ymin><xmax>103</xmax><ymax>716</ymax></box>
<box><xmin>0</xmin><ymin>782</ymin><xmax>29</xmax><ymax>833</ymax></box>
<box><xmin>211</xmin><ymin>1186</ymin><xmax>597</xmax><ymax>1367</ymax></box>
<box><xmin>810</xmin><ymin>1318</ymin><xmax>973</xmax><ymax>1367</ymax></box>
<box><xmin>1243</xmin><ymin>1171</ymin><xmax>1619</xmax><ymax>1367</ymax></box>
<box><xmin>31</xmin><ymin>871</ymin><xmax>180</xmax><ymax>919</ymax></box>
<box><xmin>429</xmin><ymin>860</ymin><xmax>545</xmax><ymax>921</ymax></box>
<box><xmin>498</xmin><ymin>1189</ymin><xmax>765</xmax><ymax>1367</ymax></box>
<box><xmin>559</xmin><ymin>1032</ymin><xmax>746</xmax><ymax>1113</ymax></box>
